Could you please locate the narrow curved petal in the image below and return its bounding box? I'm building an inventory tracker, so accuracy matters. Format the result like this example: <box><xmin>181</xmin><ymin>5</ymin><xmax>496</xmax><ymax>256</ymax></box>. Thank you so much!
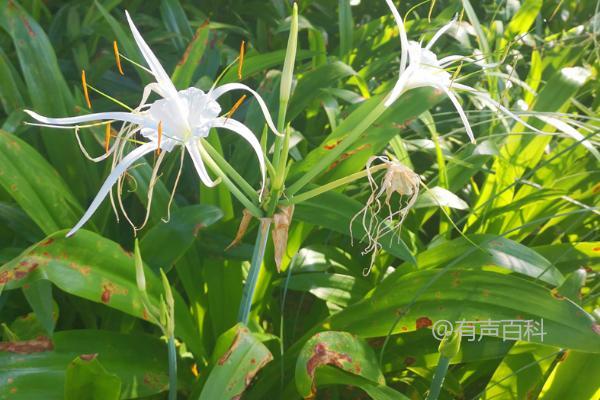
<box><xmin>439</xmin><ymin>85</ymin><xmax>476</xmax><ymax>143</ymax></box>
<box><xmin>67</xmin><ymin>142</ymin><xmax>157</xmax><ymax>237</ymax></box>
<box><xmin>384</xmin><ymin>0</ymin><xmax>409</xmax><ymax>73</ymax></box>
<box><xmin>125</xmin><ymin>11</ymin><xmax>178</xmax><ymax>100</ymax></box>
<box><xmin>210</xmin><ymin>117</ymin><xmax>266</xmax><ymax>197</ymax></box>
<box><xmin>186</xmin><ymin>141</ymin><xmax>218</xmax><ymax>187</ymax></box>
<box><xmin>425</xmin><ymin>18</ymin><xmax>456</xmax><ymax>50</ymax></box>
<box><xmin>25</xmin><ymin>110</ymin><xmax>154</xmax><ymax>129</ymax></box>
<box><xmin>453</xmin><ymin>82</ymin><xmax>547</xmax><ymax>137</ymax></box>
<box><xmin>384</xmin><ymin>65</ymin><xmax>414</xmax><ymax>107</ymax></box>
<box><xmin>537</xmin><ymin>116</ymin><xmax>600</xmax><ymax>161</ymax></box>
<box><xmin>209</xmin><ymin>83</ymin><xmax>281</xmax><ymax>136</ymax></box>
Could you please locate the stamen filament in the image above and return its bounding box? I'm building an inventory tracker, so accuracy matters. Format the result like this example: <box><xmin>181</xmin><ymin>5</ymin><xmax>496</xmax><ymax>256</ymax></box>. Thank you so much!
<box><xmin>238</xmin><ymin>40</ymin><xmax>245</xmax><ymax>80</ymax></box>
<box><xmin>113</xmin><ymin>41</ymin><xmax>125</xmax><ymax>75</ymax></box>
<box><xmin>81</xmin><ymin>70</ymin><xmax>92</xmax><ymax>109</ymax></box>
<box><xmin>118</xmin><ymin>53</ymin><xmax>153</xmax><ymax>75</ymax></box>
<box><xmin>86</xmin><ymin>84</ymin><xmax>134</xmax><ymax>111</ymax></box>
<box><xmin>226</xmin><ymin>95</ymin><xmax>247</xmax><ymax>121</ymax></box>
<box><xmin>105</xmin><ymin>122</ymin><xmax>111</xmax><ymax>152</ymax></box>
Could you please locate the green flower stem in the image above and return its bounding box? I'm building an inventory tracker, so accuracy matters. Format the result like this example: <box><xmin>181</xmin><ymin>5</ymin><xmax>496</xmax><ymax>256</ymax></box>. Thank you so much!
<box><xmin>197</xmin><ymin>140</ymin><xmax>263</xmax><ymax>217</ymax></box>
<box><xmin>167</xmin><ymin>335</ymin><xmax>177</xmax><ymax>400</ymax></box>
<box><xmin>281</xmin><ymin>163</ymin><xmax>388</xmax><ymax>205</ymax></box>
<box><xmin>426</xmin><ymin>355</ymin><xmax>450</xmax><ymax>400</ymax></box>
<box><xmin>286</xmin><ymin>98</ymin><xmax>388</xmax><ymax>196</ymax></box>
<box><xmin>237</xmin><ymin>218</ymin><xmax>272</xmax><ymax>324</ymax></box>
<box><xmin>202</xmin><ymin>139</ymin><xmax>259</xmax><ymax>203</ymax></box>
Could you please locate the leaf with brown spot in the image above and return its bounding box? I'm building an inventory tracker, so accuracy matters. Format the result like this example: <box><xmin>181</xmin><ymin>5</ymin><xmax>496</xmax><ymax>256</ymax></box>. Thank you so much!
<box><xmin>295</xmin><ymin>331</ymin><xmax>386</xmax><ymax>398</ymax></box>
<box><xmin>198</xmin><ymin>323</ymin><xmax>272</xmax><ymax>400</ymax></box>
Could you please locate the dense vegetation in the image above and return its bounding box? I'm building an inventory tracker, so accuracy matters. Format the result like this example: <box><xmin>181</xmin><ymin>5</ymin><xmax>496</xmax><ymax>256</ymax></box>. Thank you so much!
<box><xmin>0</xmin><ymin>0</ymin><xmax>599</xmax><ymax>399</ymax></box>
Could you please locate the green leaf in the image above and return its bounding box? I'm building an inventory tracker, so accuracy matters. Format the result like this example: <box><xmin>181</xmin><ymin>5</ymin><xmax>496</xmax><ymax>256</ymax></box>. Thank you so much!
<box><xmin>198</xmin><ymin>323</ymin><xmax>273</xmax><ymax>400</ymax></box>
<box><xmin>0</xmin><ymin>330</ymin><xmax>175</xmax><ymax>399</ymax></box>
<box><xmin>0</xmin><ymin>130</ymin><xmax>83</xmax><ymax>235</ymax></box>
<box><xmin>160</xmin><ymin>0</ymin><xmax>193</xmax><ymax>52</ymax></box>
<box><xmin>0</xmin><ymin>0</ymin><xmax>95</xmax><ymax>200</ymax></box>
<box><xmin>284</xmin><ymin>272</ymin><xmax>371</xmax><ymax>308</ymax></box>
<box><xmin>414</xmin><ymin>186</ymin><xmax>469</xmax><ymax>210</ymax></box>
<box><xmin>64</xmin><ymin>355</ymin><xmax>121</xmax><ymax>400</ymax></box>
<box><xmin>140</xmin><ymin>205</ymin><xmax>223</xmax><ymax>272</ymax></box>
<box><xmin>22</xmin><ymin>280</ymin><xmax>56</xmax><ymax>335</ymax></box>
<box><xmin>287</xmin><ymin>61</ymin><xmax>356</xmax><ymax>121</ymax></box>
<box><xmin>295</xmin><ymin>331</ymin><xmax>386</xmax><ymax>398</ymax></box>
<box><xmin>221</xmin><ymin>50</ymin><xmax>313</xmax><ymax>84</ymax></box>
<box><xmin>326</xmin><ymin>269</ymin><xmax>600</xmax><ymax>352</ymax></box>
<box><xmin>406</xmin><ymin>234</ymin><xmax>564</xmax><ymax>285</ymax></box>
<box><xmin>316</xmin><ymin>366</ymin><xmax>409</xmax><ymax>400</ymax></box>
<box><xmin>171</xmin><ymin>21</ymin><xmax>210</xmax><ymax>88</ymax></box>
<box><xmin>539</xmin><ymin>351</ymin><xmax>600</xmax><ymax>399</ymax></box>
<box><xmin>0</xmin><ymin>230</ymin><xmax>202</xmax><ymax>356</ymax></box>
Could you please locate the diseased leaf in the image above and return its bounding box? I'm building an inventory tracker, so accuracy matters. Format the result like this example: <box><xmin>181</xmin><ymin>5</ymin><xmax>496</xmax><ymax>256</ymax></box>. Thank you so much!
<box><xmin>64</xmin><ymin>354</ymin><xmax>121</xmax><ymax>400</ymax></box>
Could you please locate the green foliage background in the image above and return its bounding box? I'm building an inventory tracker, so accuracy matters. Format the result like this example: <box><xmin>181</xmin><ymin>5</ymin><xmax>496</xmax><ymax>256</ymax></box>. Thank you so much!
<box><xmin>0</xmin><ymin>0</ymin><xmax>599</xmax><ymax>399</ymax></box>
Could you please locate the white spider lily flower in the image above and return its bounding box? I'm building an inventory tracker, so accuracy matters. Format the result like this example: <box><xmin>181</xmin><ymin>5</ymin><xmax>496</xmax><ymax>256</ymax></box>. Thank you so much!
<box><xmin>382</xmin><ymin>0</ymin><xmax>547</xmax><ymax>144</ymax></box>
<box><xmin>25</xmin><ymin>11</ymin><xmax>279</xmax><ymax>237</ymax></box>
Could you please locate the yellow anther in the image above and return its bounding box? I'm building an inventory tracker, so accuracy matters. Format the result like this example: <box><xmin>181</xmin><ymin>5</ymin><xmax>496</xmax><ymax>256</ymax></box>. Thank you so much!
<box><xmin>238</xmin><ymin>40</ymin><xmax>245</xmax><ymax>80</ymax></box>
<box><xmin>226</xmin><ymin>95</ymin><xmax>247</xmax><ymax>121</ymax></box>
<box><xmin>81</xmin><ymin>70</ymin><xmax>92</xmax><ymax>109</ymax></box>
<box><xmin>157</xmin><ymin>121</ymin><xmax>163</xmax><ymax>155</ymax></box>
<box><xmin>113</xmin><ymin>41</ymin><xmax>124</xmax><ymax>75</ymax></box>
<box><xmin>191</xmin><ymin>363</ymin><xmax>199</xmax><ymax>378</ymax></box>
<box><xmin>104</xmin><ymin>122</ymin><xmax>111</xmax><ymax>153</ymax></box>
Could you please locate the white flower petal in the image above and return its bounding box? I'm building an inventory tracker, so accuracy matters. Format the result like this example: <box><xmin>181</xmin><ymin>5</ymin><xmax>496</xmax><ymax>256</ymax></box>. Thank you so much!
<box><xmin>125</xmin><ymin>11</ymin><xmax>178</xmax><ymax>100</ymax></box>
<box><xmin>209</xmin><ymin>83</ymin><xmax>281</xmax><ymax>136</ymax></box>
<box><xmin>25</xmin><ymin>110</ymin><xmax>154</xmax><ymax>129</ymax></box>
<box><xmin>186</xmin><ymin>141</ymin><xmax>218</xmax><ymax>187</ymax></box>
<box><xmin>384</xmin><ymin>65</ymin><xmax>415</xmax><ymax>107</ymax></box>
<box><xmin>67</xmin><ymin>142</ymin><xmax>157</xmax><ymax>237</ymax></box>
<box><xmin>425</xmin><ymin>18</ymin><xmax>456</xmax><ymax>50</ymax></box>
<box><xmin>439</xmin><ymin>85</ymin><xmax>475</xmax><ymax>143</ymax></box>
<box><xmin>384</xmin><ymin>0</ymin><xmax>409</xmax><ymax>73</ymax></box>
<box><xmin>210</xmin><ymin>117</ymin><xmax>266</xmax><ymax>197</ymax></box>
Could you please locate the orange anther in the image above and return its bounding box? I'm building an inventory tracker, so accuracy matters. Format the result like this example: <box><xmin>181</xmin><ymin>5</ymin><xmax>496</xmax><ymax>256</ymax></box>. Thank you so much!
<box><xmin>226</xmin><ymin>95</ymin><xmax>247</xmax><ymax>122</ymax></box>
<box><xmin>81</xmin><ymin>70</ymin><xmax>92</xmax><ymax>109</ymax></box>
<box><xmin>238</xmin><ymin>40</ymin><xmax>245</xmax><ymax>80</ymax></box>
<box><xmin>113</xmin><ymin>41</ymin><xmax>124</xmax><ymax>75</ymax></box>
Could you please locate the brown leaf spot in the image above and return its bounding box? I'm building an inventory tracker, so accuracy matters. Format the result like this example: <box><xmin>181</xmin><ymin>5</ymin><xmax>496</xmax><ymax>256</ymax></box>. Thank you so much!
<box><xmin>79</xmin><ymin>353</ymin><xmax>97</xmax><ymax>361</ymax></box>
<box><xmin>404</xmin><ymin>356</ymin><xmax>416</xmax><ymax>366</ymax></box>
<box><xmin>592</xmin><ymin>323</ymin><xmax>600</xmax><ymax>336</ymax></box>
<box><xmin>40</xmin><ymin>238</ymin><xmax>54</xmax><ymax>247</ymax></box>
<box><xmin>550</xmin><ymin>288</ymin><xmax>565</xmax><ymax>300</ymax></box>
<box><xmin>218</xmin><ymin>330</ymin><xmax>243</xmax><ymax>365</ymax></box>
<box><xmin>10</xmin><ymin>387</ymin><xmax>17</xmax><ymax>393</ymax></box>
<box><xmin>101</xmin><ymin>284</ymin><xmax>112</xmax><ymax>303</ymax></box>
<box><xmin>306</xmin><ymin>343</ymin><xmax>352</xmax><ymax>387</ymax></box>
<box><xmin>416</xmin><ymin>317</ymin><xmax>433</xmax><ymax>329</ymax></box>
<box><xmin>0</xmin><ymin>336</ymin><xmax>53</xmax><ymax>354</ymax></box>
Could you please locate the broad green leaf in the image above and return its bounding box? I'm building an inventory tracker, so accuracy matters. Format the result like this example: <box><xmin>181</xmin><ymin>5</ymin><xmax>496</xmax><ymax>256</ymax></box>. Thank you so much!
<box><xmin>0</xmin><ymin>48</ymin><xmax>25</xmax><ymax>113</ymax></box>
<box><xmin>539</xmin><ymin>351</ymin><xmax>600</xmax><ymax>399</ymax></box>
<box><xmin>160</xmin><ymin>0</ymin><xmax>193</xmax><ymax>52</ymax></box>
<box><xmin>198</xmin><ymin>323</ymin><xmax>273</xmax><ymax>400</ymax></box>
<box><xmin>287</xmin><ymin>61</ymin><xmax>356</xmax><ymax>121</ymax></box>
<box><xmin>0</xmin><ymin>230</ymin><xmax>202</xmax><ymax>356</ymax></box>
<box><xmin>64</xmin><ymin>355</ymin><xmax>121</xmax><ymax>400</ymax></box>
<box><xmin>221</xmin><ymin>49</ymin><xmax>314</xmax><ymax>84</ymax></box>
<box><xmin>504</xmin><ymin>0</ymin><xmax>542</xmax><ymax>42</ymax></box>
<box><xmin>326</xmin><ymin>269</ymin><xmax>600</xmax><ymax>352</ymax></box>
<box><xmin>140</xmin><ymin>205</ymin><xmax>223</xmax><ymax>272</ymax></box>
<box><xmin>171</xmin><ymin>21</ymin><xmax>210</xmax><ymax>88</ymax></box>
<box><xmin>22</xmin><ymin>280</ymin><xmax>55</xmax><ymax>335</ymax></box>
<box><xmin>0</xmin><ymin>130</ymin><xmax>82</xmax><ymax>235</ymax></box>
<box><xmin>316</xmin><ymin>366</ymin><xmax>409</xmax><ymax>400</ymax></box>
<box><xmin>338</xmin><ymin>0</ymin><xmax>353</xmax><ymax>61</ymax></box>
<box><xmin>0</xmin><ymin>0</ymin><xmax>95</xmax><ymax>200</ymax></box>
<box><xmin>284</xmin><ymin>272</ymin><xmax>371</xmax><ymax>308</ymax></box>
<box><xmin>414</xmin><ymin>186</ymin><xmax>469</xmax><ymax>210</ymax></box>
<box><xmin>405</xmin><ymin>235</ymin><xmax>564</xmax><ymax>285</ymax></box>
<box><xmin>295</xmin><ymin>331</ymin><xmax>385</xmax><ymax>398</ymax></box>
<box><xmin>0</xmin><ymin>330</ymin><xmax>178</xmax><ymax>399</ymax></box>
